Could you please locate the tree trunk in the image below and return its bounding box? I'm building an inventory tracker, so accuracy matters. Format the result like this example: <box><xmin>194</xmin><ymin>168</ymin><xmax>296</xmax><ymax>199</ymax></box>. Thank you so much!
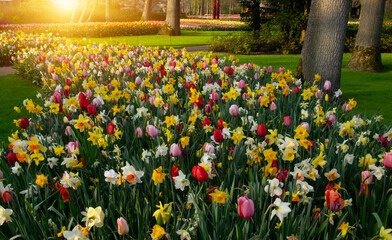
<box><xmin>297</xmin><ymin>0</ymin><xmax>350</xmax><ymax>94</ymax></box>
<box><xmin>159</xmin><ymin>0</ymin><xmax>181</xmax><ymax>35</ymax></box>
<box><xmin>213</xmin><ymin>0</ymin><xmax>216</xmax><ymax>18</ymax></box>
<box><xmin>141</xmin><ymin>0</ymin><xmax>152</xmax><ymax>20</ymax></box>
<box><xmin>345</xmin><ymin>0</ymin><xmax>386</xmax><ymax>72</ymax></box>
<box><xmin>105</xmin><ymin>0</ymin><xmax>112</xmax><ymax>22</ymax></box>
<box><xmin>78</xmin><ymin>0</ymin><xmax>89</xmax><ymax>23</ymax></box>
<box><xmin>216</xmin><ymin>0</ymin><xmax>219</xmax><ymax>19</ymax></box>
<box><xmin>85</xmin><ymin>0</ymin><xmax>98</xmax><ymax>22</ymax></box>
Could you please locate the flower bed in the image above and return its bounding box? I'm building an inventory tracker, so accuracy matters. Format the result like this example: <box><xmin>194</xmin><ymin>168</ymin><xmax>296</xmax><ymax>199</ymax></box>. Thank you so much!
<box><xmin>0</xmin><ymin>21</ymin><xmax>164</xmax><ymax>38</ymax></box>
<box><xmin>0</xmin><ymin>31</ymin><xmax>392</xmax><ymax>239</ymax></box>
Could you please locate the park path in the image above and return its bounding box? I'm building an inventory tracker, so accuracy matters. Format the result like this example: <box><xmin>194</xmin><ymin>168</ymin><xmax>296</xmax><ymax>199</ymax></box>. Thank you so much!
<box><xmin>0</xmin><ymin>66</ymin><xmax>15</xmax><ymax>76</ymax></box>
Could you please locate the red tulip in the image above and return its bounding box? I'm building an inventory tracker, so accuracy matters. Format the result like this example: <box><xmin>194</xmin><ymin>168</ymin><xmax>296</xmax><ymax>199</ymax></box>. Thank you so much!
<box><xmin>202</xmin><ymin>118</ymin><xmax>211</xmax><ymax>127</ymax></box>
<box><xmin>19</xmin><ymin>117</ymin><xmax>29</xmax><ymax>129</ymax></box>
<box><xmin>257</xmin><ymin>123</ymin><xmax>266</xmax><ymax>137</ymax></box>
<box><xmin>213</xmin><ymin>129</ymin><xmax>224</xmax><ymax>142</ymax></box>
<box><xmin>325</xmin><ymin>189</ymin><xmax>344</xmax><ymax>211</ymax></box>
<box><xmin>171</xmin><ymin>165</ymin><xmax>179</xmax><ymax>180</ymax></box>
<box><xmin>2</xmin><ymin>191</ymin><xmax>13</xmax><ymax>204</ymax></box>
<box><xmin>107</xmin><ymin>123</ymin><xmax>116</xmax><ymax>135</ymax></box>
<box><xmin>192</xmin><ymin>166</ymin><xmax>209</xmax><ymax>183</ymax></box>
<box><xmin>217</xmin><ymin>119</ymin><xmax>224</xmax><ymax>129</ymax></box>
<box><xmin>7</xmin><ymin>152</ymin><xmax>17</xmax><ymax>165</ymax></box>
<box><xmin>87</xmin><ymin>104</ymin><xmax>97</xmax><ymax>115</ymax></box>
<box><xmin>60</xmin><ymin>186</ymin><xmax>70</xmax><ymax>202</ymax></box>
<box><xmin>237</xmin><ymin>196</ymin><xmax>254</xmax><ymax>219</ymax></box>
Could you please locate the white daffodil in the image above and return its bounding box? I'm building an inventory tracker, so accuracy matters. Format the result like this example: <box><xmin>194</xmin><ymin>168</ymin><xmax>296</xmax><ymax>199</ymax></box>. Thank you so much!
<box><xmin>270</xmin><ymin>198</ymin><xmax>291</xmax><ymax>223</ymax></box>
<box><xmin>173</xmin><ymin>170</ymin><xmax>190</xmax><ymax>191</ymax></box>
<box><xmin>104</xmin><ymin>169</ymin><xmax>118</xmax><ymax>185</ymax></box>
<box><xmin>264</xmin><ymin>178</ymin><xmax>283</xmax><ymax>197</ymax></box>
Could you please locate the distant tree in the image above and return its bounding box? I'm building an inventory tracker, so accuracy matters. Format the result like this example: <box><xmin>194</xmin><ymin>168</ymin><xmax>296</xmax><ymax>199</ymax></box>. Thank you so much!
<box><xmin>160</xmin><ymin>0</ymin><xmax>181</xmax><ymax>35</ymax></box>
<box><xmin>141</xmin><ymin>0</ymin><xmax>152</xmax><ymax>20</ymax></box>
<box><xmin>346</xmin><ymin>0</ymin><xmax>386</xmax><ymax>72</ymax></box>
<box><xmin>296</xmin><ymin>0</ymin><xmax>350</xmax><ymax>93</ymax></box>
<box><xmin>105</xmin><ymin>0</ymin><xmax>112</xmax><ymax>21</ymax></box>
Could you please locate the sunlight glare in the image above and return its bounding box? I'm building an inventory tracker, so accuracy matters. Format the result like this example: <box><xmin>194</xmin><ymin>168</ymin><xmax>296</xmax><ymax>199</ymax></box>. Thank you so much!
<box><xmin>51</xmin><ymin>0</ymin><xmax>75</xmax><ymax>9</ymax></box>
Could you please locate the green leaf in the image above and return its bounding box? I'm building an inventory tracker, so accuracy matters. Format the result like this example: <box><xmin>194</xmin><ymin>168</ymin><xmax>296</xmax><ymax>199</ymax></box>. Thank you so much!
<box><xmin>372</xmin><ymin>212</ymin><xmax>383</xmax><ymax>228</ymax></box>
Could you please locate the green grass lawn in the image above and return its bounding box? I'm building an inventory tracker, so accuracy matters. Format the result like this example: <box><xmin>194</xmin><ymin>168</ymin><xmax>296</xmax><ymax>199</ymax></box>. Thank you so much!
<box><xmin>226</xmin><ymin>53</ymin><xmax>392</xmax><ymax>125</ymax></box>
<box><xmin>70</xmin><ymin>30</ymin><xmax>241</xmax><ymax>48</ymax></box>
<box><xmin>0</xmin><ymin>74</ymin><xmax>40</xmax><ymax>144</ymax></box>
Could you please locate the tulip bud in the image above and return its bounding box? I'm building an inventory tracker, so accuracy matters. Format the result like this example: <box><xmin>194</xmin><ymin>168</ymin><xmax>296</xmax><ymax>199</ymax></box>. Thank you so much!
<box><xmin>204</xmin><ymin>143</ymin><xmax>215</xmax><ymax>154</ymax></box>
<box><xmin>268</xmin><ymin>66</ymin><xmax>274</xmax><ymax>74</ymax></box>
<box><xmin>213</xmin><ymin>129</ymin><xmax>224</xmax><ymax>142</ymax></box>
<box><xmin>135</xmin><ymin>127</ymin><xmax>143</xmax><ymax>138</ymax></box>
<box><xmin>211</xmin><ymin>91</ymin><xmax>219</xmax><ymax>101</ymax></box>
<box><xmin>146</xmin><ymin>125</ymin><xmax>159</xmax><ymax>138</ymax></box>
<box><xmin>192</xmin><ymin>166</ymin><xmax>209</xmax><ymax>183</ymax></box>
<box><xmin>7</xmin><ymin>152</ymin><xmax>17</xmax><ymax>165</ymax></box>
<box><xmin>217</xmin><ymin>119</ymin><xmax>224</xmax><ymax>129</ymax></box>
<box><xmin>237</xmin><ymin>196</ymin><xmax>254</xmax><ymax>219</ymax></box>
<box><xmin>65</xmin><ymin>126</ymin><xmax>72</xmax><ymax>136</ymax></box>
<box><xmin>107</xmin><ymin>123</ymin><xmax>116</xmax><ymax>135</ymax></box>
<box><xmin>262</xmin><ymin>66</ymin><xmax>267</xmax><ymax>73</ymax></box>
<box><xmin>257</xmin><ymin>123</ymin><xmax>266</xmax><ymax>137</ymax></box>
<box><xmin>117</xmin><ymin>217</ymin><xmax>129</xmax><ymax>235</ymax></box>
<box><xmin>229</xmin><ymin>105</ymin><xmax>240</xmax><ymax>117</ymax></box>
<box><xmin>324</xmin><ymin>80</ymin><xmax>331</xmax><ymax>91</ymax></box>
<box><xmin>248</xmin><ymin>63</ymin><xmax>253</xmax><ymax>70</ymax></box>
<box><xmin>361</xmin><ymin>171</ymin><xmax>373</xmax><ymax>184</ymax></box>
<box><xmin>87</xmin><ymin>104</ymin><xmax>97</xmax><ymax>115</ymax></box>
<box><xmin>383</xmin><ymin>152</ymin><xmax>392</xmax><ymax>168</ymax></box>
<box><xmin>278</xmin><ymin>67</ymin><xmax>285</xmax><ymax>74</ymax></box>
<box><xmin>19</xmin><ymin>117</ymin><xmax>29</xmax><ymax>129</ymax></box>
<box><xmin>2</xmin><ymin>191</ymin><xmax>13</xmax><ymax>204</ymax></box>
<box><xmin>170</xmin><ymin>143</ymin><xmax>182</xmax><ymax>157</ymax></box>
<box><xmin>270</xmin><ymin>102</ymin><xmax>277</xmax><ymax>111</ymax></box>
<box><xmin>171</xmin><ymin>165</ymin><xmax>180</xmax><ymax>180</ymax></box>
<box><xmin>301</xmin><ymin>122</ymin><xmax>309</xmax><ymax>132</ymax></box>
<box><xmin>283</xmin><ymin>116</ymin><xmax>292</xmax><ymax>127</ymax></box>
<box><xmin>205</xmin><ymin>104</ymin><xmax>212</xmax><ymax>115</ymax></box>
<box><xmin>238</xmin><ymin>80</ymin><xmax>246</xmax><ymax>89</ymax></box>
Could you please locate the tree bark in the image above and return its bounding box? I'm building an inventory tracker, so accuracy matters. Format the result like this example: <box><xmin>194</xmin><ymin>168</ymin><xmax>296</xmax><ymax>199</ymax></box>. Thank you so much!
<box><xmin>345</xmin><ymin>0</ymin><xmax>386</xmax><ymax>72</ymax></box>
<box><xmin>141</xmin><ymin>0</ymin><xmax>152</xmax><ymax>20</ymax></box>
<box><xmin>159</xmin><ymin>0</ymin><xmax>181</xmax><ymax>35</ymax></box>
<box><xmin>213</xmin><ymin>0</ymin><xmax>216</xmax><ymax>18</ymax></box>
<box><xmin>297</xmin><ymin>0</ymin><xmax>350</xmax><ymax>93</ymax></box>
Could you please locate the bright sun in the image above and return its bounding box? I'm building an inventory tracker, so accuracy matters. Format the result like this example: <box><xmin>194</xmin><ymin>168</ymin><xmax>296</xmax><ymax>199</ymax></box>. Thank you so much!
<box><xmin>51</xmin><ymin>0</ymin><xmax>75</xmax><ymax>9</ymax></box>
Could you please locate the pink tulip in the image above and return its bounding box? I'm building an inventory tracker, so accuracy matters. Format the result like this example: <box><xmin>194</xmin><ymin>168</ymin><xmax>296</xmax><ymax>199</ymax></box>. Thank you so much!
<box><xmin>85</xmin><ymin>90</ymin><xmax>93</xmax><ymax>99</ymax></box>
<box><xmin>65</xmin><ymin>126</ymin><xmax>72</xmax><ymax>136</ymax></box>
<box><xmin>135</xmin><ymin>127</ymin><xmax>143</xmax><ymax>138</ymax></box>
<box><xmin>315</xmin><ymin>90</ymin><xmax>322</xmax><ymax>99</ymax></box>
<box><xmin>361</xmin><ymin>171</ymin><xmax>373</xmax><ymax>184</ymax></box>
<box><xmin>283</xmin><ymin>116</ymin><xmax>292</xmax><ymax>127</ymax></box>
<box><xmin>324</xmin><ymin>80</ymin><xmax>332</xmax><ymax>91</ymax></box>
<box><xmin>170</xmin><ymin>143</ymin><xmax>182</xmax><ymax>157</ymax></box>
<box><xmin>205</xmin><ymin>104</ymin><xmax>212</xmax><ymax>115</ymax></box>
<box><xmin>204</xmin><ymin>143</ymin><xmax>215</xmax><ymax>154</ymax></box>
<box><xmin>67</xmin><ymin>142</ymin><xmax>79</xmax><ymax>154</ymax></box>
<box><xmin>52</xmin><ymin>73</ymin><xmax>58</xmax><ymax>81</ymax></box>
<box><xmin>248</xmin><ymin>63</ymin><xmax>253</xmax><ymax>70</ymax></box>
<box><xmin>270</xmin><ymin>102</ymin><xmax>277</xmax><ymax>111</ymax></box>
<box><xmin>92</xmin><ymin>98</ymin><xmax>101</xmax><ymax>108</ymax></box>
<box><xmin>262</xmin><ymin>66</ymin><xmax>268</xmax><ymax>73</ymax></box>
<box><xmin>53</xmin><ymin>91</ymin><xmax>62</xmax><ymax>104</ymax></box>
<box><xmin>146</xmin><ymin>125</ymin><xmax>159</xmax><ymax>137</ymax></box>
<box><xmin>238</xmin><ymin>80</ymin><xmax>246</xmax><ymax>89</ymax></box>
<box><xmin>237</xmin><ymin>196</ymin><xmax>254</xmax><ymax>219</ymax></box>
<box><xmin>229</xmin><ymin>104</ymin><xmax>240</xmax><ymax>117</ymax></box>
<box><xmin>117</xmin><ymin>217</ymin><xmax>129</xmax><ymax>235</ymax></box>
<box><xmin>254</xmin><ymin>72</ymin><xmax>260</xmax><ymax>80</ymax></box>
<box><xmin>211</xmin><ymin>92</ymin><xmax>219</xmax><ymax>101</ymax></box>
<box><xmin>242</xmin><ymin>93</ymin><xmax>249</xmax><ymax>100</ymax></box>
<box><xmin>301</xmin><ymin>122</ymin><xmax>309</xmax><ymax>132</ymax></box>
<box><xmin>268</xmin><ymin>66</ymin><xmax>274</xmax><ymax>74</ymax></box>
<box><xmin>278</xmin><ymin>67</ymin><xmax>285</xmax><ymax>74</ymax></box>
<box><xmin>383</xmin><ymin>152</ymin><xmax>392</xmax><ymax>168</ymax></box>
